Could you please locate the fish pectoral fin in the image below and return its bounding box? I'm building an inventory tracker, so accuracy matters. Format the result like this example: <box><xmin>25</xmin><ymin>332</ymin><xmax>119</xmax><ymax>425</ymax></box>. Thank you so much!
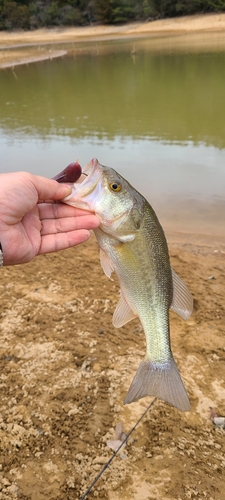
<box><xmin>170</xmin><ymin>268</ymin><xmax>193</xmax><ymax>320</ymax></box>
<box><xmin>124</xmin><ymin>358</ymin><xmax>190</xmax><ymax>412</ymax></box>
<box><xmin>99</xmin><ymin>248</ymin><xmax>114</xmax><ymax>278</ymax></box>
<box><xmin>117</xmin><ymin>233</ymin><xmax>135</xmax><ymax>243</ymax></box>
<box><xmin>113</xmin><ymin>291</ymin><xmax>137</xmax><ymax>328</ymax></box>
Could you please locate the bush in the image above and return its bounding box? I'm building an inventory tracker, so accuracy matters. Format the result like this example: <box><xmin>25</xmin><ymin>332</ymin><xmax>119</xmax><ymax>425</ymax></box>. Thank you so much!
<box><xmin>1</xmin><ymin>0</ymin><xmax>225</xmax><ymax>31</ymax></box>
<box><xmin>0</xmin><ymin>0</ymin><xmax>30</xmax><ymax>29</ymax></box>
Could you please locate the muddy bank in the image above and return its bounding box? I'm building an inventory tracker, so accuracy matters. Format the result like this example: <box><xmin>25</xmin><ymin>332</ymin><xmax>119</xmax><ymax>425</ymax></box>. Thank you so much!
<box><xmin>0</xmin><ymin>234</ymin><xmax>224</xmax><ymax>499</ymax></box>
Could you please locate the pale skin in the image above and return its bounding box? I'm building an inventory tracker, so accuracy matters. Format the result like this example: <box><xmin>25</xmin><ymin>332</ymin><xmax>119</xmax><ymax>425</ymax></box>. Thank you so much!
<box><xmin>0</xmin><ymin>172</ymin><xmax>100</xmax><ymax>266</ymax></box>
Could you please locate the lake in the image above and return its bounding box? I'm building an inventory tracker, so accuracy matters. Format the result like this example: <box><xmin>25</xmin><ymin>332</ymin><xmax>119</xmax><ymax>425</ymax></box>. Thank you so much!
<box><xmin>0</xmin><ymin>34</ymin><xmax>225</xmax><ymax>240</ymax></box>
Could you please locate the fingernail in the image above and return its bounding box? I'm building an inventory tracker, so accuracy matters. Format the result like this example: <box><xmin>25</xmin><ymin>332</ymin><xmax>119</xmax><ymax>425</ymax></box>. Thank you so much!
<box><xmin>61</xmin><ymin>184</ymin><xmax>72</xmax><ymax>194</ymax></box>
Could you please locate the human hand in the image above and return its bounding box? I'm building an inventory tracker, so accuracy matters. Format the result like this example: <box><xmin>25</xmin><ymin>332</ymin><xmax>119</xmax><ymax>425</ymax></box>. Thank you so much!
<box><xmin>0</xmin><ymin>172</ymin><xmax>99</xmax><ymax>266</ymax></box>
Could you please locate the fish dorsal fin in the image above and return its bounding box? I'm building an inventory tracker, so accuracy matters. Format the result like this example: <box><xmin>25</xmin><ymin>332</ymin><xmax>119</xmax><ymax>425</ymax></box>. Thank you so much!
<box><xmin>99</xmin><ymin>248</ymin><xmax>114</xmax><ymax>278</ymax></box>
<box><xmin>170</xmin><ymin>268</ymin><xmax>193</xmax><ymax>320</ymax></box>
<box><xmin>113</xmin><ymin>291</ymin><xmax>137</xmax><ymax>328</ymax></box>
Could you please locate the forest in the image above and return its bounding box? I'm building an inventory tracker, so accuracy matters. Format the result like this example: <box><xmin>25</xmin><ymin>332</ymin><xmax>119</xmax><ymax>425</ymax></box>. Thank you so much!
<box><xmin>0</xmin><ymin>0</ymin><xmax>225</xmax><ymax>30</ymax></box>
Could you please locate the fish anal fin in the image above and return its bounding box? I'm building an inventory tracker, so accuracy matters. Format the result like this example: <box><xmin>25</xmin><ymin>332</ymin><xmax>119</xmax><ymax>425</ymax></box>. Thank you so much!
<box><xmin>113</xmin><ymin>292</ymin><xmax>137</xmax><ymax>328</ymax></box>
<box><xmin>99</xmin><ymin>248</ymin><xmax>114</xmax><ymax>279</ymax></box>
<box><xmin>170</xmin><ymin>268</ymin><xmax>193</xmax><ymax>320</ymax></box>
<box><xmin>124</xmin><ymin>358</ymin><xmax>190</xmax><ymax>412</ymax></box>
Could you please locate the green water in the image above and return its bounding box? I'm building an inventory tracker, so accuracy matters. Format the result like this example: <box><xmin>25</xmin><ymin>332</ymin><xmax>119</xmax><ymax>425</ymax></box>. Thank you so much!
<box><xmin>0</xmin><ymin>35</ymin><xmax>225</xmax><ymax>238</ymax></box>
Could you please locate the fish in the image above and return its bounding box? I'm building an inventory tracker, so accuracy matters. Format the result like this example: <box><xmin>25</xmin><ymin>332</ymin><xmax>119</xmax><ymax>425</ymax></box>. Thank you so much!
<box><xmin>62</xmin><ymin>158</ymin><xmax>193</xmax><ymax>411</ymax></box>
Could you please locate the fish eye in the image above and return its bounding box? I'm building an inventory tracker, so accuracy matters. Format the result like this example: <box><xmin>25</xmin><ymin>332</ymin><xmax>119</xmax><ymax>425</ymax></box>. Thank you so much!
<box><xmin>109</xmin><ymin>182</ymin><xmax>122</xmax><ymax>192</ymax></box>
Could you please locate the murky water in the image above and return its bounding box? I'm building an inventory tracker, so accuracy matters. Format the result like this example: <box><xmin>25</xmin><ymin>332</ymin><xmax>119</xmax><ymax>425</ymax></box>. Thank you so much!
<box><xmin>0</xmin><ymin>35</ymin><xmax>225</xmax><ymax>237</ymax></box>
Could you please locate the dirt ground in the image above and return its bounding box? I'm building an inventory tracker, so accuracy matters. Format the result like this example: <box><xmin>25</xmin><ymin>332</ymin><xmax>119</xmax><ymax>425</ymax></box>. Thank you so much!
<box><xmin>0</xmin><ymin>231</ymin><xmax>225</xmax><ymax>500</ymax></box>
<box><xmin>1</xmin><ymin>13</ymin><xmax>225</xmax><ymax>68</ymax></box>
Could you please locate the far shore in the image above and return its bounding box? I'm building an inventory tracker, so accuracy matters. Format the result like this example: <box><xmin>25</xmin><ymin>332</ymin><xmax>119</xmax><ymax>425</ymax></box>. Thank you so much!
<box><xmin>1</xmin><ymin>13</ymin><xmax>225</xmax><ymax>68</ymax></box>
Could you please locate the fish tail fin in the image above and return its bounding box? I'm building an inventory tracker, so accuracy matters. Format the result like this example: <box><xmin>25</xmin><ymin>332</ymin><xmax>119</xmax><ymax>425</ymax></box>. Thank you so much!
<box><xmin>124</xmin><ymin>358</ymin><xmax>190</xmax><ymax>412</ymax></box>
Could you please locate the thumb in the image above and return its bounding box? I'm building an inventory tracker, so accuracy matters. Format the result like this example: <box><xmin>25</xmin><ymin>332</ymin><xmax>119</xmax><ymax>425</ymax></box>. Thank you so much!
<box><xmin>30</xmin><ymin>175</ymin><xmax>72</xmax><ymax>202</ymax></box>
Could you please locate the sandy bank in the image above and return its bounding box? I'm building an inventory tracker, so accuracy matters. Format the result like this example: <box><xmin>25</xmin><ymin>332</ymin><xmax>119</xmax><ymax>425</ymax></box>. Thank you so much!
<box><xmin>0</xmin><ymin>49</ymin><xmax>67</xmax><ymax>69</ymax></box>
<box><xmin>1</xmin><ymin>13</ymin><xmax>225</xmax><ymax>47</ymax></box>
<box><xmin>0</xmin><ymin>235</ymin><xmax>225</xmax><ymax>499</ymax></box>
<box><xmin>1</xmin><ymin>13</ymin><xmax>225</xmax><ymax>68</ymax></box>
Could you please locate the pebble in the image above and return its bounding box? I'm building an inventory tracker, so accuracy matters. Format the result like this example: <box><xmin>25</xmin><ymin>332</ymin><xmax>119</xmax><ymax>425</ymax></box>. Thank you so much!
<box><xmin>92</xmin><ymin>456</ymin><xmax>109</xmax><ymax>465</ymax></box>
<box><xmin>68</xmin><ymin>407</ymin><xmax>79</xmax><ymax>416</ymax></box>
<box><xmin>213</xmin><ymin>416</ymin><xmax>225</xmax><ymax>428</ymax></box>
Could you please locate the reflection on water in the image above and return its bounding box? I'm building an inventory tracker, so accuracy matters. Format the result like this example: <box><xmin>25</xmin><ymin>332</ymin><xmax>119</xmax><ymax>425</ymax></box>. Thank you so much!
<box><xmin>1</xmin><ymin>49</ymin><xmax>225</xmax><ymax>147</ymax></box>
<box><xmin>0</xmin><ymin>35</ymin><xmax>225</xmax><ymax>238</ymax></box>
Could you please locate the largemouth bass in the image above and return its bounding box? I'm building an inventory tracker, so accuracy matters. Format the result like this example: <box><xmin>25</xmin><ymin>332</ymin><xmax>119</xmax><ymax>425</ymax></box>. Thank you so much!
<box><xmin>63</xmin><ymin>158</ymin><xmax>193</xmax><ymax>411</ymax></box>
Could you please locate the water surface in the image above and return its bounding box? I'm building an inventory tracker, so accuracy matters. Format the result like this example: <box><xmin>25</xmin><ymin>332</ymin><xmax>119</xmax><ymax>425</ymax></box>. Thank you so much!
<box><xmin>1</xmin><ymin>35</ymin><xmax>225</xmax><ymax>238</ymax></box>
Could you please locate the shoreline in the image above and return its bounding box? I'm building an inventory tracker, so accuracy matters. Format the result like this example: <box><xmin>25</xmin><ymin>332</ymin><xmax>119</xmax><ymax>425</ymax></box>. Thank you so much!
<box><xmin>1</xmin><ymin>13</ymin><xmax>225</xmax><ymax>68</ymax></box>
<box><xmin>0</xmin><ymin>49</ymin><xmax>67</xmax><ymax>69</ymax></box>
<box><xmin>1</xmin><ymin>14</ymin><xmax>225</xmax><ymax>247</ymax></box>
<box><xmin>166</xmin><ymin>230</ymin><xmax>225</xmax><ymax>254</ymax></box>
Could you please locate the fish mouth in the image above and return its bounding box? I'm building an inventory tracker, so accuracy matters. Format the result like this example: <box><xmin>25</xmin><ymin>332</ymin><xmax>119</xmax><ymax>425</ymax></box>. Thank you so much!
<box><xmin>77</xmin><ymin>158</ymin><xmax>102</xmax><ymax>189</ymax></box>
<box><xmin>63</xmin><ymin>158</ymin><xmax>103</xmax><ymax>211</ymax></box>
<box><xmin>76</xmin><ymin>158</ymin><xmax>99</xmax><ymax>183</ymax></box>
